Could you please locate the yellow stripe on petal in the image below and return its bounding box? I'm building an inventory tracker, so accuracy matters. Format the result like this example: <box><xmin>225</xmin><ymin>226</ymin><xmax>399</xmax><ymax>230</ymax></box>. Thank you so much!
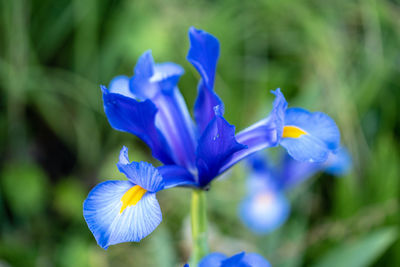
<box><xmin>282</xmin><ymin>126</ymin><xmax>307</xmax><ymax>138</ymax></box>
<box><xmin>120</xmin><ymin>185</ymin><xmax>147</xmax><ymax>214</ymax></box>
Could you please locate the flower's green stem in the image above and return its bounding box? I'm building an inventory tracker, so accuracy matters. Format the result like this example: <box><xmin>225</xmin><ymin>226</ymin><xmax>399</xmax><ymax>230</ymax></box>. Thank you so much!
<box><xmin>190</xmin><ymin>189</ymin><xmax>208</xmax><ymax>266</ymax></box>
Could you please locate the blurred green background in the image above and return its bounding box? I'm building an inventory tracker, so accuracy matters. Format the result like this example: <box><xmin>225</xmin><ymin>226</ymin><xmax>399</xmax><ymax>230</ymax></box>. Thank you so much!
<box><xmin>0</xmin><ymin>0</ymin><xmax>399</xmax><ymax>266</ymax></box>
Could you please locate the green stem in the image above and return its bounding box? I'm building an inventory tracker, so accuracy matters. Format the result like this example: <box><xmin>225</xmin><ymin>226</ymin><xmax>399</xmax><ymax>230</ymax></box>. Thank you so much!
<box><xmin>190</xmin><ymin>189</ymin><xmax>208</xmax><ymax>266</ymax></box>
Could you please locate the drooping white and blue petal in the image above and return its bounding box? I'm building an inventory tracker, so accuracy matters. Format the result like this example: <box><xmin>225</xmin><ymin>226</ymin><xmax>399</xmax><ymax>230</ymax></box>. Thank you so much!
<box><xmin>83</xmin><ymin>147</ymin><xmax>171</xmax><ymax>249</ymax></box>
<box><xmin>83</xmin><ymin>180</ymin><xmax>162</xmax><ymax>249</ymax></box>
<box><xmin>187</xmin><ymin>27</ymin><xmax>224</xmax><ymax>134</ymax></box>
<box><xmin>280</xmin><ymin>107</ymin><xmax>340</xmax><ymax>162</ymax></box>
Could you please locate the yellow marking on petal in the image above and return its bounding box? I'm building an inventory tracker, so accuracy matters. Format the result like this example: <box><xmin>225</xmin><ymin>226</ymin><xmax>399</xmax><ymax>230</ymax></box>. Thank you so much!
<box><xmin>282</xmin><ymin>126</ymin><xmax>307</xmax><ymax>138</ymax></box>
<box><xmin>120</xmin><ymin>185</ymin><xmax>147</xmax><ymax>214</ymax></box>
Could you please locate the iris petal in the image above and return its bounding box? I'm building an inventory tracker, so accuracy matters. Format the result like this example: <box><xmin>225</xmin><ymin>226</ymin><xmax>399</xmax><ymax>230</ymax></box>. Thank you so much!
<box><xmin>117</xmin><ymin>146</ymin><xmax>165</xmax><ymax>192</ymax></box>
<box><xmin>221</xmin><ymin>252</ymin><xmax>246</xmax><ymax>266</ymax></box>
<box><xmin>157</xmin><ymin>165</ymin><xmax>198</xmax><ymax>189</ymax></box>
<box><xmin>83</xmin><ymin>181</ymin><xmax>162</xmax><ymax>249</ymax></box>
<box><xmin>220</xmin><ymin>89</ymin><xmax>287</xmax><ymax>173</ymax></box>
<box><xmin>280</xmin><ymin>108</ymin><xmax>340</xmax><ymax>162</ymax></box>
<box><xmin>108</xmin><ymin>75</ymin><xmax>135</xmax><ymax>98</ymax></box>
<box><xmin>323</xmin><ymin>147</ymin><xmax>352</xmax><ymax>176</ymax></box>
<box><xmin>196</xmin><ymin>114</ymin><xmax>246</xmax><ymax>187</ymax></box>
<box><xmin>199</xmin><ymin>252</ymin><xmax>227</xmax><ymax>267</ymax></box>
<box><xmin>131</xmin><ymin>51</ymin><xmax>184</xmax><ymax>99</ymax></box>
<box><xmin>280</xmin><ymin>153</ymin><xmax>321</xmax><ymax>190</ymax></box>
<box><xmin>187</xmin><ymin>27</ymin><xmax>224</xmax><ymax>133</ymax></box>
<box><xmin>102</xmin><ymin>87</ymin><xmax>173</xmax><ymax>164</ymax></box>
<box><xmin>199</xmin><ymin>252</ymin><xmax>270</xmax><ymax>267</ymax></box>
<box><xmin>130</xmin><ymin>51</ymin><xmax>197</xmax><ymax>169</ymax></box>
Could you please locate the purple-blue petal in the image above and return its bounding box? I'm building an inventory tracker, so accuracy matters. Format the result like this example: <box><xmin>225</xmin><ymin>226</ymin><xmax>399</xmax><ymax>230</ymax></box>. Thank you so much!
<box><xmin>102</xmin><ymin>87</ymin><xmax>173</xmax><ymax>164</ymax></box>
<box><xmin>193</xmin><ymin>80</ymin><xmax>225</xmax><ymax>134</ymax></box>
<box><xmin>117</xmin><ymin>146</ymin><xmax>165</xmax><ymax>193</ymax></box>
<box><xmin>130</xmin><ymin>51</ymin><xmax>197</xmax><ymax>169</ymax></box>
<box><xmin>153</xmin><ymin>88</ymin><xmax>197</xmax><ymax>170</ymax></box>
<box><xmin>157</xmin><ymin>165</ymin><xmax>198</xmax><ymax>189</ymax></box>
<box><xmin>221</xmin><ymin>252</ymin><xmax>246</xmax><ymax>266</ymax></box>
<box><xmin>131</xmin><ymin>51</ymin><xmax>184</xmax><ymax>99</ymax></box>
<box><xmin>187</xmin><ymin>27</ymin><xmax>224</xmax><ymax>134</ymax></box>
<box><xmin>196</xmin><ymin>115</ymin><xmax>246</xmax><ymax>187</ymax></box>
<box><xmin>187</xmin><ymin>27</ymin><xmax>219</xmax><ymax>96</ymax></box>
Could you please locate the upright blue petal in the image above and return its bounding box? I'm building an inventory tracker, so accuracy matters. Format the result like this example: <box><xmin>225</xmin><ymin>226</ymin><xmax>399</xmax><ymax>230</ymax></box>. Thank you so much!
<box><xmin>131</xmin><ymin>51</ymin><xmax>184</xmax><ymax>99</ymax></box>
<box><xmin>102</xmin><ymin>87</ymin><xmax>174</xmax><ymax>164</ymax></box>
<box><xmin>108</xmin><ymin>75</ymin><xmax>136</xmax><ymax>98</ymax></box>
<box><xmin>196</xmin><ymin>113</ymin><xmax>246</xmax><ymax>187</ymax></box>
<box><xmin>187</xmin><ymin>27</ymin><xmax>224</xmax><ymax>133</ymax></box>
<box><xmin>280</xmin><ymin>107</ymin><xmax>340</xmax><ymax>162</ymax></box>
<box><xmin>130</xmin><ymin>51</ymin><xmax>197</xmax><ymax>170</ymax></box>
<box><xmin>323</xmin><ymin>147</ymin><xmax>352</xmax><ymax>176</ymax></box>
<box><xmin>83</xmin><ymin>180</ymin><xmax>162</xmax><ymax>249</ymax></box>
<box><xmin>239</xmin><ymin>188</ymin><xmax>290</xmax><ymax>234</ymax></box>
<box><xmin>157</xmin><ymin>165</ymin><xmax>198</xmax><ymax>188</ymax></box>
<box><xmin>117</xmin><ymin>146</ymin><xmax>165</xmax><ymax>192</ymax></box>
<box><xmin>187</xmin><ymin>27</ymin><xmax>219</xmax><ymax>91</ymax></box>
<box><xmin>220</xmin><ymin>89</ymin><xmax>287</xmax><ymax>173</ymax></box>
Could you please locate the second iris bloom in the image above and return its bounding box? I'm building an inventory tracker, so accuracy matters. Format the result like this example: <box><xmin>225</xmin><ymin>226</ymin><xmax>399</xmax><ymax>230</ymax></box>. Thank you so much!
<box><xmin>83</xmin><ymin>27</ymin><xmax>341</xmax><ymax>249</ymax></box>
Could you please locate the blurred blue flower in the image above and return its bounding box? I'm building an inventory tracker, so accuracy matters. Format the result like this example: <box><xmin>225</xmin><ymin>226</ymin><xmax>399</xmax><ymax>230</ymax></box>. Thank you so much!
<box><xmin>191</xmin><ymin>251</ymin><xmax>270</xmax><ymax>267</ymax></box>
<box><xmin>239</xmin><ymin>148</ymin><xmax>351</xmax><ymax>234</ymax></box>
<box><xmin>84</xmin><ymin>26</ymin><xmax>342</xmax><ymax>248</ymax></box>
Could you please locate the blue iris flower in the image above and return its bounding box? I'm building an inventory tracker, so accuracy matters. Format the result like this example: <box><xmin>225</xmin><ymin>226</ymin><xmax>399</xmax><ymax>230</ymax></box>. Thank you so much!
<box><xmin>239</xmin><ymin>148</ymin><xmax>351</xmax><ymax>234</ymax></box>
<box><xmin>185</xmin><ymin>251</ymin><xmax>270</xmax><ymax>267</ymax></box>
<box><xmin>83</xmin><ymin>27</ymin><xmax>341</xmax><ymax>249</ymax></box>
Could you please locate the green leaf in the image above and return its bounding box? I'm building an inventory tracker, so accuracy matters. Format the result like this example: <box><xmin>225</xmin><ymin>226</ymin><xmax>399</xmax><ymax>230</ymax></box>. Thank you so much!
<box><xmin>312</xmin><ymin>227</ymin><xmax>398</xmax><ymax>267</ymax></box>
<box><xmin>53</xmin><ymin>178</ymin><xmax>86</xmax><ymax>221</ymax></box>
<box><xmin>1</xmin><ymin>163</ymin><xmax>48</xmax><ymax>217</ymax></box>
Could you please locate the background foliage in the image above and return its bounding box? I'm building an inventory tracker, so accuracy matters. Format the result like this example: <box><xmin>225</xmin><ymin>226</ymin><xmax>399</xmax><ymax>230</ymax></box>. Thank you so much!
<box><xmin>0</xmin><ymin>0</ymin><xmax>399</xmax><ymax>266</ymax></box>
